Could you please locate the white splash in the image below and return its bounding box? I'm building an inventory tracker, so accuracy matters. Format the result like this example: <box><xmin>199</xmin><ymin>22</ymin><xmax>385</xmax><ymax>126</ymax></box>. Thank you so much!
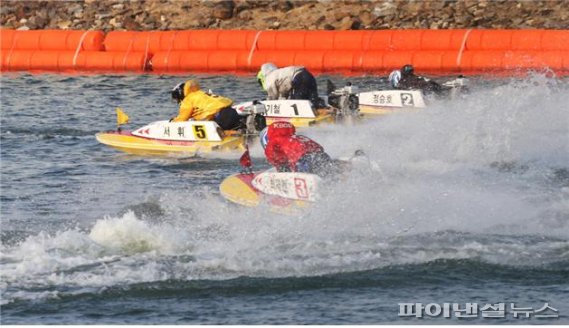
<box><xmin>2</xmin><ymin>75</ymin><xmax>568</xmax><ymax>304</ymax></box>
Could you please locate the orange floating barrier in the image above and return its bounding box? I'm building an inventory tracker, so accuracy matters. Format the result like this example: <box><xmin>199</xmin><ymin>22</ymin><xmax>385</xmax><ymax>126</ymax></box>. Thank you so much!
<box><xmin>411</xmin><ymin>51</ymin><xmax>449</xmax><ymax>72</ymax></box>
<box><xmin>466</xmin><ymin>30</ymin><xmax>514</xmax><ymax>50</ymax></box>
<box><xmin>458</xmin><ymin>50</ymin><xmax>569</xmax><ymax>73</ymax></box>
<box><xmin>366</xmin><ymin>30</ymin><xmax>396</xmax><ymax>51</ymax></box>
<box><xmin>104</xmin><ymin>31</ymin><xmax>178</xmax><ymax>53</ymax></box>
<box><xmin>322</xmin><ymin>50</ymin><xmax>359</xmax><ymax>73</ymax></box>
<box><xmin>2</xmin><ymin>29</ymin><xmax>568</xmax><ymax>75</ymax></box>
<box><xmin>389</xmin><ymin>30</ymin><xmax>425</xmax><ymax>51</ymax></box>
<box><xmin>418</xmin><ymin>29</ymin><xmax>468</xmax><ymax>50</ymax></box>
<box><xmin>81</xmin><ymin>51</ymin><xmax>148</xmax><ymax>72</ymax></box>
<box><xmin>1</xmin><ymin>50</ymin><xmax>33</xmax><ymax>71</ymax></box>
<box><xmin>1</xmin><ymin>49</ymin><xmax>148</xmax><ymax>72</ymax></box>
<box><xmin>304</xmin><ymin>31</ymin><xmax>335</xmax><ymax>50</ymax></box>
<box><xmin>216</xmin><ymin>30</ymin><xmax>258</xmax><ymax>50</ymax></box>
<box><xmin>0</xmin><ymin>30</ymin><xmax>104</xmax><ymax>51</ymax></box>
<box><xmin>382</xmin><ymin>51</ymin><xmax>415</xmax><ymax>69</ymax></box>
<box><xmin>208</xmin><ymin>51</ymin><xmax>239</xmax><ymax>71</ymax></box>
<box><xmin>263</xmin><ymin>30</ymin><xmax>308</xmax><ymax>50</ymax></box>
<box><xmin>0</xmin><ymin>29</ymin><xmax>16</xmax><ymax>49</ymax></box>
<box><xmin>185</xmin><ymin>30</ymin><xmax>222</xmax><ymax>50</ymax></box>
<box><xmin>188</xmin><ymin>30</ymin><xmax>254</xmax><ymax>50</ymax></box>
<box><xmin>251</xmin><ymin>50</ymin><xmax>300</xmax><ymax>69</ymax></box>
<box><xmin>462</xmin><ymin>29</ymin><xmax>569</xmax><ymax>52</ymax></box>
<box><xmin>510</xmin><ymin>30</ymin><xmax>548</xmax><ymax>51</ymax></box>
<box><xmin>540</xmin><ymin>30</ymin><xmax>569</xmax><ymax>51</ymax></box>
<box><xmin>358</xmin><ymin>51</ymin><xmax>386</xmax><ymax>73</ymax></box>
<box><xmin>1</xmin><ymin>50</ymin><xmax>71</xmax><ymax>71</ymax></box>
<box><xmin>293</xmin><ymin>50</ymin><xmax>325</xmax><ymax>72</ymax></box>
<box><xmin>104</xmin><ymin>30</ymin><xmax>261</xmax><ymax>53</ymax></box>
<box><xmin>151</xmin><ymin>51</ymin><xmax>199</xmax><ymax>72</ymax></box>
<box><xmin>333</xmin><ymin>31</ymin><xmax>369</xmax><ymax>50</ymax></box>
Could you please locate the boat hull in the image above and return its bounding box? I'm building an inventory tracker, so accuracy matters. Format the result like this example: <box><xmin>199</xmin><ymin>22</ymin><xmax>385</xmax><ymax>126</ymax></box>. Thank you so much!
<box><xmin>265</xmin><ymin>113</ymin><xmax>334</xmax><ymax>127</ymax></box>
<box><xmin>219</xmin><ymin>172</ymin><xmax>311</xmax><ymax>215</ymax></box>
<box><xmin>96</xmin><ymin>131</ymin><xmax>245</xmax><ymax>156</ymax></box>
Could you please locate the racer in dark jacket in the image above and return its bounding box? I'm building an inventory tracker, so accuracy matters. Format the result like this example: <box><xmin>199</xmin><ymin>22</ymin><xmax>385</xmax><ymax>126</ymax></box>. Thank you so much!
<box><xmin>389</xmin><ymin>64</ymin><xmax>444</xmax><ymax>95</ymax></box>
<box><xmin>260</xmin><ymin>121</ymin><xmax>334</xmax><ymax>177</ymax></box>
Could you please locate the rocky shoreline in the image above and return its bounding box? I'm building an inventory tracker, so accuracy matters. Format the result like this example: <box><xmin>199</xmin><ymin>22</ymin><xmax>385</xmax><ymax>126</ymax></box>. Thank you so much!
<box><xmin>1</xmin><ymin>0</ymin><xmax>568</xmax><ymax>32</ymax></box>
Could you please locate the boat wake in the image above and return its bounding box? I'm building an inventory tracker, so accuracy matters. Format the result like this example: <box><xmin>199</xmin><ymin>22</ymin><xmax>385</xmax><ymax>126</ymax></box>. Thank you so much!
<box><xmin>2</xmin><ymin>74</ymin><xmax>568</xmax><ymax>307</ymax></box>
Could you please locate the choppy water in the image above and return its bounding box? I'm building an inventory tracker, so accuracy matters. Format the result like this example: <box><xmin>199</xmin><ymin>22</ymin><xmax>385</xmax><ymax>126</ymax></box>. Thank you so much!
<box><xmin>1</xmin><ymin>73</ymin><xmax>568</xmax><ymax>324</ymax></box>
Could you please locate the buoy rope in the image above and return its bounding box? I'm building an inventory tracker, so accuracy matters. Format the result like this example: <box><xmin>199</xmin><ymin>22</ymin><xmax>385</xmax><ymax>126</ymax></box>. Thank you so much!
<box><xmin>457</xmin><ymin>28</ymin><xmax>473</xmax><ymax>67</ymax></box>
<box><xmin>72</xmin><ymin>31</ymin><xmax>90</xmax><ymax>68</ymax></box>
<box><xmin>247</xmin><ymin>31</ymin><xmax>263</xmax><ymax>67</ymax></box>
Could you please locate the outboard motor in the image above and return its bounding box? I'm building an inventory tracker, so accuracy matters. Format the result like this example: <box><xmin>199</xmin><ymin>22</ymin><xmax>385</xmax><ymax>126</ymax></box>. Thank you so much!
<box><xmin>327</xmin><ymin>80</ymin><xmax>359</xmax><ymax>116</ymax></box>
<box><xmin>245</xmin><ymin>113</ymin><xmax>266</xmax><ymax>135</ymax></box>
<box><xmin>244</xmin><ymin>100</ymin><xmax>267</xmax><ymax>135</ymax></box>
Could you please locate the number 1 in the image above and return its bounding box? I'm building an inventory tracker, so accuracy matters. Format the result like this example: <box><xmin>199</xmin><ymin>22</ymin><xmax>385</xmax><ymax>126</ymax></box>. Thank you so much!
<box><xmin>291</xmin><ymin>104</ymin><xmax>299</xmax><ymax>116</ymax></box>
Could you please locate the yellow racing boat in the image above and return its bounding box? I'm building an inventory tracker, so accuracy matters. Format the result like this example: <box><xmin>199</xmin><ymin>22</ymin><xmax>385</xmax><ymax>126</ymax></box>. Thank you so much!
<box><xmin>96</xmin><ymin>120</ymin><xmax>246</xmax><ymax>156</ymax></box>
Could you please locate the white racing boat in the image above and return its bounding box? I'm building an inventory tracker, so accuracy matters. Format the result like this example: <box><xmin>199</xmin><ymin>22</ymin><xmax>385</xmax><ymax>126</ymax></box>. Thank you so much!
<box><xmin>327</xmin><ymin>76</ymin><xmax>469</xmax><ymax>116</ymax></box>
<box><xmin>233</xmin><ymin>99</ymin><xmax>335</xmax><ymax>128</ymax></box>
<box><xmin>219</xmin><ymin>150</ymin><xmax>371</xmax><ymax>215</ymax></box>
<box><xmin>96</xmin><ymin>105</ymin><xmax>266</xmax><ymax>157</ymax></box>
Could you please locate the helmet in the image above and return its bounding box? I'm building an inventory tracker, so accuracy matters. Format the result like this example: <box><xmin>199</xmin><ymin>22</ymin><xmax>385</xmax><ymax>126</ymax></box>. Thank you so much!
<box><xmin>267</xmin><ymin>121</ymin><xmax>295</xmax><ymax>139</ymax></box>
<box><xmin>259</xmin><ymin>127</ymin><xmax>269</xmax><ymax>149</ymax></box>
<box><xmin>183</xmin><ymin>79</ymin><xmax>200</xmax><ymax>94</ymax></box>
<box><xmin>388</xmin><ymin>70</ymin><xmax>401</xmax><ymax>88</ymax></box>
<box><xmin>401</xmin><ymin>64</ymin><xmax>414</xmax><ymax>76</ymax></box>
<box><xmin>171</xmin><ymin>80</ymin><xmax>200</xmax><ymax>103</ymax></box>
<box><xmin>171</xmin><ymin>82</ymin><xmax>185</xmax><ymax>103</ymax></box>
<box><xmin>257</xmin><ymin>63</ymin><xmax>277</xmax><ymax>90</ymax></box>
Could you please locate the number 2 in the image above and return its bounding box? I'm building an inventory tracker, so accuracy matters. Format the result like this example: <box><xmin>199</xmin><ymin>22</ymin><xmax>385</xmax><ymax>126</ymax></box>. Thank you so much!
<box><xmin>401</xmin><ymin>93</ymin><xmax>415</xmax><ymax>107</ymax></box>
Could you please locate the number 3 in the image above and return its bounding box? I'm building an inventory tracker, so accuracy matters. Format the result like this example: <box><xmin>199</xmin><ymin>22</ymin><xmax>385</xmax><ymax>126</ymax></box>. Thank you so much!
<box><xmin>294</xmin><ymin>178</ymin><xmax>309</xmax><ymax>199</ymax></box>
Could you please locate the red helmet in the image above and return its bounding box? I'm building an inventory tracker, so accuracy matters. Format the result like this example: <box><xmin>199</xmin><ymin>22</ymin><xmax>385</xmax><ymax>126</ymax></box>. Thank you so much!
<box><xmin>267</xmin><ymin>121</ymin><xmax>296</xmax><ymax>140</ymax></box>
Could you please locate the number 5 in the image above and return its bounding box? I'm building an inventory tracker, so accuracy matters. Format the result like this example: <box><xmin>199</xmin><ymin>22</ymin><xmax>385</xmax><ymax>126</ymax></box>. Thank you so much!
<box><xmin>193</xmin><ymin>125</ymin><xmax>207</xmax><ymax>139</ymax></box>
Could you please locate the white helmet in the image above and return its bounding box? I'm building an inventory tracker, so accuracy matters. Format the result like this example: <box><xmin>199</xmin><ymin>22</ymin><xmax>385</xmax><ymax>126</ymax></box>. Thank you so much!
<box><xmin>259</xmin><ymin>127</ymin><xmax>269</xmax><ymax>149</ymax></box>
<box><xmin>388</xmin><ymin>70</ymin><xmax>401</xmax><ymax>88</ymax></box>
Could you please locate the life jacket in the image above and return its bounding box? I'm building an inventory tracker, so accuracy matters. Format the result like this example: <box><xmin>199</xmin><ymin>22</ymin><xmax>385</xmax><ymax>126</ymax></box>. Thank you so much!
<box><xmin>172</xmin><ymin>90</ymin><xmax>233</xmax><ymax>122</ymax></box>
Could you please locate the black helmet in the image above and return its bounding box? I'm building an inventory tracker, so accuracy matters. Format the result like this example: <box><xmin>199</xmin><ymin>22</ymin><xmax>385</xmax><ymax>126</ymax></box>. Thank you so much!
<box><xmin>401</xmin><ymin>64</ymin><xmax>414</xmax><ymax>76</ymax></box>
<box><xmin>171</xmin><ymin>82</ymin><xmax>185</xmax><ymax>103</ymax></box>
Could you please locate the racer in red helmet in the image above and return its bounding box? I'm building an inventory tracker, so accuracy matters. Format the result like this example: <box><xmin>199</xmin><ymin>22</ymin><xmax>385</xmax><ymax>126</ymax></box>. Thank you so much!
<box><xmin>262</xmin><ymin>121</ymin><xmax>334</xmax><ymax>177</ymax></box>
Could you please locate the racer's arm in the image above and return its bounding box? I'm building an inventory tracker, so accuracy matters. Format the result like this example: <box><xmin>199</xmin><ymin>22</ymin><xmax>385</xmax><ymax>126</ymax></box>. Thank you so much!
<box><xmin>266</xmin><ymin>83</ymin><xmax>280</xmax><ymax>100</ymax></box>
<box><xmin>265</xmin><ymin>142</ymin><xmax>289</xmax><ymax>170</ymax></box>
<box><xmin>172</xmin><ymin>99</ymin><xmax>194</xmax><ymax>122</ymax></box>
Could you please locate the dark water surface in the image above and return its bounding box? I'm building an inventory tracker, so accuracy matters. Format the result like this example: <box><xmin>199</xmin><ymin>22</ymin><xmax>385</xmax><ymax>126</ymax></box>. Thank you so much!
<box><xmin>1</xmin><ymin>73</ymin><xmax>568</xmax><ymax>324</ymax></box>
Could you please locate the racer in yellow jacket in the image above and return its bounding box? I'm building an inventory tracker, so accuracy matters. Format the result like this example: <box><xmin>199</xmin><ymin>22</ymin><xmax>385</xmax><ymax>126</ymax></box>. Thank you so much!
<box><xmin>170</xmin><ymin>80</ymin><xmax>243</xmax><ymax>130</ymax></box>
